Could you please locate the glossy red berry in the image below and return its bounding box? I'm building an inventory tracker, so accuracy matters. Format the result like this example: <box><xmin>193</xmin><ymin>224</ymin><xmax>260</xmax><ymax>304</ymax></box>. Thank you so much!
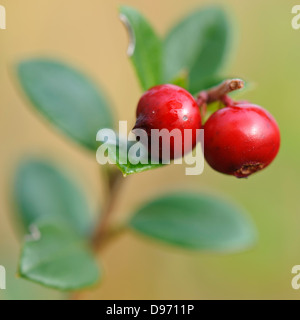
<box><xmin>204</xmin><ymin>102</ymin><xmax>280</xmax><ymax>178</ymax></box>
<box><xmin>134</xmin><ymin>84</ymin><xmax>202</xmax><ymax>160</ymax></box>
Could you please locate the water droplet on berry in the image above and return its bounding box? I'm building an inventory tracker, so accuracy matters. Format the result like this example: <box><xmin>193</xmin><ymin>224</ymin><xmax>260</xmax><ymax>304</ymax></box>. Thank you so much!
<box><xmin>183</xmin><ymin>116</ymin><xmax>188</xmax><ymax>121</ymax></box>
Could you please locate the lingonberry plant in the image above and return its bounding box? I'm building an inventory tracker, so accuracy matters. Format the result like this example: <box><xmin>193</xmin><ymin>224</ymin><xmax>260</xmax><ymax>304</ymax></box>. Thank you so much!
<box><xmin>10</xmin><ymin>5</ymin><xmax>279</xmax><ymax>295</ymax></box>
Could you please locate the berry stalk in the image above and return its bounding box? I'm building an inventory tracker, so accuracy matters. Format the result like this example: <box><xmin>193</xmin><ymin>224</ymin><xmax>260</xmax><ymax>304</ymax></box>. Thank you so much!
<box><xmin>196</xmin><ymin>79</ymin><xmax>245</xmax><ymax>117</ymax></box>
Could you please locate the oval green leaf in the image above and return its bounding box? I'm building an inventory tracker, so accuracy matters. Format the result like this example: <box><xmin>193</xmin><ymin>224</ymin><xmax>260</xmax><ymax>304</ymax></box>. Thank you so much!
<box><xmin>129</xmin><ymin>193</ymin><xmax>257</xmax><ymax>252</ymax></box>
<box><xmin>119</xmin><ymin>6</ymin><xmax>162</xmax><ymax>91</ymax></box>
<box><xmin>19</xmin><ymin>220</ymin><xmax>100</xmax><ymax>291</ymax></box>
<box><xmin>14</xmin><ymin>159</ymin><xmax>93</xmax><ymax>237</ymax></box>
<box><xmin>17</xmin><ymin>58</ymin><xmax>114</xmax><ymax>151</ymax></box>
<box><xmin>164</xmin><ymin>7</ymin><xmax>231</xmax><ymax>94</ymax></box>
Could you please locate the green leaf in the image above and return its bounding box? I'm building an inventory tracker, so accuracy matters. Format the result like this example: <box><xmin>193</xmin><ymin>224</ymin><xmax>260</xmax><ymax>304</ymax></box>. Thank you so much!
<box><xmin>17</xmin><ymin>58</ymin><xmax>114</xmax><ymax>151</ymax></box>
<box><xmin>129</xmin><ymin>193</ymin><xmax>257</xmax><ymax>252</ymax></box>
<box><xmin>119</xmin><ymin>6</ymin><xmax>162</xmax><ymax>90</ymax></box>
<box><xmin>19</xmin><ymin>220</ymin><xmax>100</xmax><ymax>291</ymax></box>
<box><xmin>170</xmin><ymin>70</ymin><xmax>189</xmax><ymax>90</ymax></box>
<box><xmin>164</xmin><ymin>7</ymin><xmax>230</xmax><ymax>94</ymax></box>
<box><xmin>96</xmin><ymin>134</ymin><xmax>164</xmax><ymax>176</ymax></box>
<box><xmin>194</xmin><ymin>76</ymin><xmax>229</xmax><ymax>91</ymax></box>
<box><xmin>14</xmin><ymin>159</ymin><xmax>93</xmax><ymax>237</ymax></box>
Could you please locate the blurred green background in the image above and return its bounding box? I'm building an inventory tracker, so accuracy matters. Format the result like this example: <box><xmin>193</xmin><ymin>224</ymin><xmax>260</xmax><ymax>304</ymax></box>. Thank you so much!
<box><xmin>0</xmin><ymin>0</ymin><xmax>299</xmax><ymax>300</ymax></box>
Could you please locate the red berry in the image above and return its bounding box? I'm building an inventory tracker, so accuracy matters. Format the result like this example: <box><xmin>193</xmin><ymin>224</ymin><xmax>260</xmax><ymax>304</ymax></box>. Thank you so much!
<box><xmin>204</xmin><ymin>102</ymin><xmax>280</xmax><ymax>178</ymax></box>
<box><xmin>134</xmin><ymin>84</ymin><xmax>202</xmax><ymax>160</ymax></box>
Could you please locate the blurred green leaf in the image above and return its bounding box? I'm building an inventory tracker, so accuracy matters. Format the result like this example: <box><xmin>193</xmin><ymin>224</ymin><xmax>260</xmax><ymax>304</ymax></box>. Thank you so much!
<box><xmin>17</xmin><ymin>58</ymin><xmax>114</xmax><ymax>151</ymax></box>
<box><xmin>14</xmin><ymin>159</ymin><xmax>93</xmax><ymax>237</ymax></box>
<box><xmin>170</xmin><ymin>70</ymin><xmax>189</xmax><ymax>90</ymax></box>
<box><xmin>129</xmin><ymin>193</ymin><xmax>257</xmax><ymax>252</ymax></box>
<box><xmin>97</xmin><ymin>134</ymin><xmax>163</xmax><ymax>176</ymax></box>
<box><xmin>164</xmin><ymin>7</ymin><xmax>230</xmax><ymax>94</ymax></box>
<box><xmin>119</xmin><ymin>6</ymin><xmax>162</xmax><ymax>91</ymax></box>
<box><xmin>19</xmin><ymin>220</ymin><xmax>100</xmax><ymax>291</ymax></box>
<box><xmin>0</xmin><ymin>252</ymin><xmax>65</xmax><ymax>300</ymax></box>
<box><xmin>196</xmin><ymin>76</ymin><xmax>230</xmax><ymax>92</ymax></box>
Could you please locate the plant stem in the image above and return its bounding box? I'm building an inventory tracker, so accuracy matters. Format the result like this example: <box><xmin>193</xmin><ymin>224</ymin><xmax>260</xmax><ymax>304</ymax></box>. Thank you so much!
<box><xmin>91</xmin><ymin>167</ymin><xmax>124</xmax><ymax>252</ymax></box>
<box><xmin>196</xmin><ymin>79</ymin><xmax>244</xmax><ymax>109</ymax></box>
<box><xmin>70</xmin><ymin>170</ymin><xmax>125</xmax><ymax>300</ymax></box>
<box><xmin>95</xmin><ymin>224</ymin><xmax>127</xmax><ymax>251</ymax></box>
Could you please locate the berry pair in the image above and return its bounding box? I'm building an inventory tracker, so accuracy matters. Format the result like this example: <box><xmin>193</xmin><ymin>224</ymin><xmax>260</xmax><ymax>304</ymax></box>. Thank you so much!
<box><xmin>134</xmin><ymin>83</ymin><xmax>280</xmax><ymax>178</ymax></box>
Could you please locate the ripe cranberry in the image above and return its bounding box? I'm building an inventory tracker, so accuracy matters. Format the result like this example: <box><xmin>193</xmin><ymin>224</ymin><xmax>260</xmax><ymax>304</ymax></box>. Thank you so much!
<box><xmin>204</xmin><ymin>102</ymin><xmax>280</xmax><ymax>178</ymax></box>
<box><xmin>134</xmin><ymin>84</ymin><xmax>202</xmax><ymax>160</ymax></box>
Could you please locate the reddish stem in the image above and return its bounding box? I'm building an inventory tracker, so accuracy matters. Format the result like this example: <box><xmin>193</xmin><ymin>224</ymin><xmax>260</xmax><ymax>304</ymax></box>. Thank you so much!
<box><xmin>196</xmin><ymin>79</ymin><xmax>245</xmax><ymax>116</ymax></box>
<box><xmin>91</xmin><ymin>169</ymin><xmax>124</xmax><ymax>252</ymax></box>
